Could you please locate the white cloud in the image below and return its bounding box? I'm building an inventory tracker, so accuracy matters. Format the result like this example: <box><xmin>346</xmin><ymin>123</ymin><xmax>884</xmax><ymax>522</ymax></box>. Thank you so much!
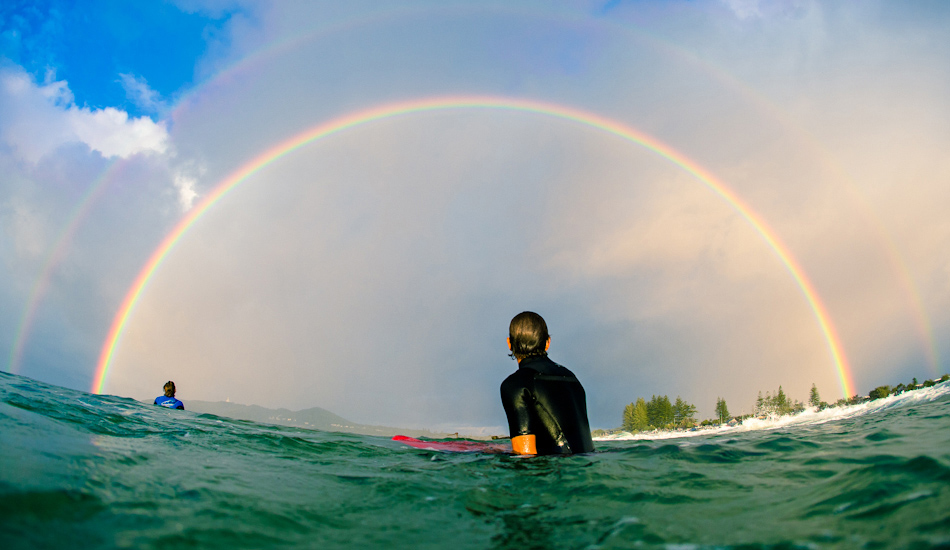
<box><xmin>0</xmin><ymin>66</ymin><xmax>169</xmax><ymax>162</ymax></box>
<box><xmin>65</xmin><ymin>106</ymin><xmax>168</xmax><ymax>158</ymax></box>
<box><xmin>38</xmin><ymin>69</ymin><xmax>74</xmax><ymax>104</ymax></box>
<box><xmin>173</xmin><ymin>172</ymin><xmax>199</xmax><ymax>211</ymax></box>
<box><xmin>720</xmin><ymin>0</ymin><xmax>814</xmax><ymax>21</ymax></box>
<box><xmin>722</xmin><ymin>0</ymin><xmax>764</xmax><ymax>20</ymax></box>
<box><xmin>67</xmin><ymin>106</ymin><xmax>169</xmax><ymax>158</ymax></box>
<box><xmin>119</xmin><ymin>73</ymin><xmax>168</xmax><ymax>115</ymax></box>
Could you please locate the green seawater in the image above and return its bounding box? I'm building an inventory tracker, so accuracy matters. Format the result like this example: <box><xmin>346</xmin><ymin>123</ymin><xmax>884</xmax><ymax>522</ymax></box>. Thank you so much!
<box><xmin>2</xmin><ymin>371</ymin><xmax>949</xmax><ymax>549</ymax></box>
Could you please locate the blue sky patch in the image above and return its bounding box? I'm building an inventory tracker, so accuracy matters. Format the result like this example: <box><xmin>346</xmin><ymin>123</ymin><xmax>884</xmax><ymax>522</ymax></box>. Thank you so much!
<box><xmin>1</xmin><ymin>0</ymin><xmax>236</xmax><ymax>118</ymax></box>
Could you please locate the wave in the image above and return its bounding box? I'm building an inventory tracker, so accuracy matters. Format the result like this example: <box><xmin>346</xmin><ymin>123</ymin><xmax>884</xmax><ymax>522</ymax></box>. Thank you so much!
<box><xmin>4</xmin><ymin>370</ymin><xmax>950</xmax><ymax>548</ymax></box>
<box><xmin>596</xmin><ymin>379</ymin><xmax>950</xmax><ymax>441</ymax></box>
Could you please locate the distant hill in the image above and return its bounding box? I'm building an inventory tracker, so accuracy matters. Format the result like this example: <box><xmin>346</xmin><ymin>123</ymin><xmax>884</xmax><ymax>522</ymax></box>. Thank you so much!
<box><xmin>186</xmin><ymin>400</ymin><xmax>449</xmax><ymax>439</ymax></box>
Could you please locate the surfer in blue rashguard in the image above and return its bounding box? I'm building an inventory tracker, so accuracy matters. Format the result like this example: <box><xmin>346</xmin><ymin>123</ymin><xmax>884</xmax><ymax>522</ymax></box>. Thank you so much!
<box><xmin>501</xmin><ymin>312</ymin><xmax>594</xmax><ymax>455</ymax></box>
<box><xmin>154</xmin><ymin>381</ymin><xmax>184</xmax><ymax>410</ymax></box>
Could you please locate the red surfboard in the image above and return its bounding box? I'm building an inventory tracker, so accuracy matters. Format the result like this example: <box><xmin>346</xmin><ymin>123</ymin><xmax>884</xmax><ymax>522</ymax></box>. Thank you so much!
<box><xmin>392</xmin><ymin>435</ymin><xmax>511</xmax><ymax>453</ymax></box>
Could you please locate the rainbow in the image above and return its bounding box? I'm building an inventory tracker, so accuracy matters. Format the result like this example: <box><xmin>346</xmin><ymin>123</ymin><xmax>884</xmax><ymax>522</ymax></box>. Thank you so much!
<box><xmin>7</xmin><ymin>159</ymin><xmax>123</xmax><ymax>374</ymax></box>
<box><xmin>92</xmin><ymin>96</ymin><xmax>856</xmax><ymax>397</ymax></box>
<box><xmin>149</xmin><ymin>5</ymin><xmax>939</xmax><ymax>384</ymax></box>
<box><xmin>664</xmin><ymin>49</ymin><xmax>942</xmax><ymax>376</ymax></box>
<box><xmin>165</xmin><ymin>3</ymin><xmax>935</xmax><ymax>377</ymax></box>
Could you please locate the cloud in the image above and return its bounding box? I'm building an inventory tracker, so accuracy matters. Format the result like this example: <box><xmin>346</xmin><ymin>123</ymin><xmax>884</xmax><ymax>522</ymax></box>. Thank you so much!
<box><xmin>5</xmin><ymin>2</ymin><xmax>950</xmax><ymax>432</ymax></box>
<box><xmin>173</xmin><ymin>171</ymin><xmax>199</xmax><ymax>211</ymax></box>
<box><xmin>67</xmin><ymin>107</ymin><xmax>169</xmax><ymax>159</ymax></box>
<box><xmin>720</xmin><ymin>0</ymin><xmax>813</xmax><ymax>21</ymax></box>
<box><xmin>6</xmin><ymin>194</ymin><xmax>49</xmax><ymax>259</ymax></box>
<box><xmin>0</xmin><ymin>66</ymin><xmax>169</xmax><ymax>162</ymax></box>
<box><xmin>118</xmin><ymin>73</ymin><xmax>168</xmax><ymax>116</ymax></box>
<box><xmin>722</xmin><ymin>0</ymin><xmax>764</xmax><ymax>20</ymax></box>
<box><xmin>0</xmin><ymin>63</ymin><xmax>184</xmax><ymax>384</ymax></box>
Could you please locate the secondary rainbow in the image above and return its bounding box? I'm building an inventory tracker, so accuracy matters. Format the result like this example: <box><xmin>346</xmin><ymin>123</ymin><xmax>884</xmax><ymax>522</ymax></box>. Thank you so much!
<box><xmin>8</xmin><ymin>159</ymin><xmax>124</xmax><ymax>374</ymax></box>
<box><xmin>92</xmin><ymin>96</ymin><xmax>856</xmax><ymax>397</ymax></box>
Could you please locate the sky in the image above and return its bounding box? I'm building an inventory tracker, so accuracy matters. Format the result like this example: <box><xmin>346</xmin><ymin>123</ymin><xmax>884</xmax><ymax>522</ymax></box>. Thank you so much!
<box><xmin>2</xmin><ymin>0</ymin><xmax>949</xmax><ymax>435</ymax></box>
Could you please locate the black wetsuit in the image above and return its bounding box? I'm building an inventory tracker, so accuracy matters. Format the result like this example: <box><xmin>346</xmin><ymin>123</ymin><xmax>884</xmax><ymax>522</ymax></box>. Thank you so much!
<box><xmin>500</xmin><ymin>355</ymin><xmax>594</xmax><ymax>455</ymax></box>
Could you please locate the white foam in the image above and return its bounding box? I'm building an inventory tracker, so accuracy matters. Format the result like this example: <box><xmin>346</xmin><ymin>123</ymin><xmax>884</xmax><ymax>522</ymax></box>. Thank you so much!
<box><xmin>595</xmin><ymin>380</ymin><xmax>950</xmax><ymax>441</ymax></box>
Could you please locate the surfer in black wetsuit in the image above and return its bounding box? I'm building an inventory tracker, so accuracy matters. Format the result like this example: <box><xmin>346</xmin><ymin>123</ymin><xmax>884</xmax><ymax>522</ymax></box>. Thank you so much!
<box><xmin>154</xmin><ymin>381</ymin><xmax>184</xmax><ymax>410</ymax></box>
<box><xmin>501</xmin><ymin>311</ymin><xmax>594</xmax><ymax>455</ymax></box>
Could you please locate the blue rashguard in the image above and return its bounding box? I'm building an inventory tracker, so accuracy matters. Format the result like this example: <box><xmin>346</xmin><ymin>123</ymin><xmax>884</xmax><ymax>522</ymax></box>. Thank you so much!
<box><xmin>154</xmin><ymin>395</ymin><xmax>184</xmax><ymax>410</ymax></box>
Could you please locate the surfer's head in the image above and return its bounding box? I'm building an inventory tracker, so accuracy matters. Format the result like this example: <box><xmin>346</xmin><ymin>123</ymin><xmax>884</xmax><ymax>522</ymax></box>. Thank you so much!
<box><xmin>508</xmin><ymin>311</ymin><xmax>550</xmax><ymax>361</ymax></box>
<box><xmin>163</xmin><ymin>381</ymin><xmax>176</xmax><ymax>397</ymax></box>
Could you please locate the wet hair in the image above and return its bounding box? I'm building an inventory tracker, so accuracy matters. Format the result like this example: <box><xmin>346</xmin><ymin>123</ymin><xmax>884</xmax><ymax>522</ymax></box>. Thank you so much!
<box><xmin>508</xmin><ymin>311</ymin><xmax>549</xmax><ymax>360</ymax></box>
<box><xmin>163</xmin><ymin>381</ymin><xmax>176</xmax><ymax>398</ymax></box>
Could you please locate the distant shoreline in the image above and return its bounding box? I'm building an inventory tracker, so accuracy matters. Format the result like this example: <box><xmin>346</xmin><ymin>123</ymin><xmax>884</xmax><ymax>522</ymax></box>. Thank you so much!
<box><xmin>183</xmin><ymin>399</ymin><xmax>455</xmax><ymax>439</ymax></box>
<box><xmin>598</xmin><ymin>375</ymin><xmax>950</xmax><ymax>441</ymax></box>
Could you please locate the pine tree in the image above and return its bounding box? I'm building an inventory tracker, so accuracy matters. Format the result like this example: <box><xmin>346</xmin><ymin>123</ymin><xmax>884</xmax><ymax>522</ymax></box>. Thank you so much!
<box><xmin>647</xmin><ymin>395</ymin><xmax>674</xmax><ymax>428</ymax></box>
<box><xmin>646</xmin><ymin>395</ymin><xmax>659</xmax><ymax>428</ymax></box>
<box><xmin>673</xmin><ymin>396</ymin><xmax>685</xmax><ymax>424</ymax></box>
<box><xmin>775</xmin><ymin>386</ymin><xmax>789</xmax><ymax>414</ymax></box>
<box><xmin>715</xmin><ymin>397</ymin><xmax>730</xmax><ymax>424</ymax></box>
<box><xmin>632</xmin><ymin>398</ymin><xmax>649</xmax><ymax>431</ymax></box>
<box><xmin>647</xmin><ymin>395</ymin><xmax>660</xmax><ymax>428</ymax></box>
<box><xmin>809</xmin><ymin>384</ymin><xmax>820</xmax><ymax>407</ymax></box>
<box><xmin>623</xmin><ymin>398</ymin><xmax>652</xmax><ymax>432</ymax></box>
<box><xmin>622</xmin><ymin>403</ymin><xmax>636</xmax><ymax>432</ymax></box>
<box><xmin>763</xmin><ymin>391</ymin><xmax>774</xmax><ymax>415</ymax></box>
<box><xmin>673</xmin><ymin>396</ymin><xmax>697</xmax><ymax>427</ymax></box>
<box><xmin>660</xmin><ymin>395</ymin><xmax>674</xmax><ymax>427</ymax></box>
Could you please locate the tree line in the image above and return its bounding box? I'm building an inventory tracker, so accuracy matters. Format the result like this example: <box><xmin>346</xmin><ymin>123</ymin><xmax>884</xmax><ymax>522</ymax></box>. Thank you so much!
<box><xmin>865</xmin><ymin>374</ymin><xmax>948</xmax><ymax>401</ymax></box>
<box><xmin>619</xmin><ymin>394</ymin><xmax>730</xmax><ymax>433</ymax></box>
<box><xmin>612</xmin><ymin>373</ymin><xmax>950</xmax><ymax>435</ymax></box>
<box><xmin>753</xmin><ymin>385</ymin><xmax>808</xmax><ymax>416</ymax></box>
<box><xmin>621</xmin><ymin>395</ymin><xmax>701</xmax><ymax>431</ymax></box>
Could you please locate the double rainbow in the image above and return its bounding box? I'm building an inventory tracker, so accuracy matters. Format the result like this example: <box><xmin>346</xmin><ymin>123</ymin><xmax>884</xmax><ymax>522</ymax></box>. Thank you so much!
<box><xmin>91</xmin><ymin>96</ymin><xmax>855</xmax><ymax>397</ymax></box>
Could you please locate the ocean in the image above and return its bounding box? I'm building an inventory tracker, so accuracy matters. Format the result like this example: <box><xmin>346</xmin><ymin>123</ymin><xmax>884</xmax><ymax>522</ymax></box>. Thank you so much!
<box><xmin>2</xmin><ymin>371</ymin><xmax>948</xmax><ymax>549</ymax></box>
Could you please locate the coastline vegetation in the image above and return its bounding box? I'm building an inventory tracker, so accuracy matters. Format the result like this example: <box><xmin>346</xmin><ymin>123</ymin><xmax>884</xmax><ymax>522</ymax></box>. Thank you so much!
<box><xmin>591</xmin><ymin>373</ymin><xmax>950</xmax><ymax>437</ymax></box>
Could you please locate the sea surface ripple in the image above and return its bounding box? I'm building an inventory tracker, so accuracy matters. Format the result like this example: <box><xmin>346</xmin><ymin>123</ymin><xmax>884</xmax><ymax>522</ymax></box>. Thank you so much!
<box><xmin>2</xmin><ymin>371</ymin><xmax>949</xmax><ymax>549</ymax></box>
